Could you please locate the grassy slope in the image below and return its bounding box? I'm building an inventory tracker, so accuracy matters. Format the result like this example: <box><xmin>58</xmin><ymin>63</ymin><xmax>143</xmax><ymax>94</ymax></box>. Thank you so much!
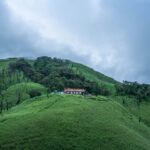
<box><xmin>140</xmin><ymin>102</ymin><xmax>150</xmax><ymax>126</ymax></box>
<box><xmin>0</xmin><ymin>95</ymin><xmax>150</xmax><ymax>150</ymax></box>
<box><xmin>70</xmin><ymin>62</ymin><xmax>117</xmax><ymax>94</ymax></box>
<box><xmin>112</xmin><ymin>96</ymin><xmax>150</xmax><ymax>128</ymax></box>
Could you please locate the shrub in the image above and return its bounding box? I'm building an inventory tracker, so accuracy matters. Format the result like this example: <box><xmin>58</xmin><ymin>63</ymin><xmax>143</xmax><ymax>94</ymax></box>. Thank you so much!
<box><xmin>29</xmin><ymin>90</ymin><xmax>41</xmax><ymax>98</ymax></box>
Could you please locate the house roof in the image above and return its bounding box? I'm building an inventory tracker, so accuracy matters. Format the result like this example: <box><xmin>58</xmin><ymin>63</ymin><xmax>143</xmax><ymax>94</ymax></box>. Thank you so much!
<box><xmin>64</xmin><ymin>88</ymin><xmax>85</xmax><ymax>92</ymax></box>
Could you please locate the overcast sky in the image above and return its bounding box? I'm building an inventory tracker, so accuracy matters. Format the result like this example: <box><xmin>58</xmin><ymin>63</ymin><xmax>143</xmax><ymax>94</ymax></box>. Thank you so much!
<box><xmin>0</xmin><ymin>0</ymin><xmax>150</xmax><ymax>82</ymax></box>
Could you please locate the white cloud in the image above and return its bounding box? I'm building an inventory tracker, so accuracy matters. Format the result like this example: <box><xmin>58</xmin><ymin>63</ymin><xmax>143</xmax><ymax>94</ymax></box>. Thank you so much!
<box><xmin>5</xmin><ymin>0</ymin><xmax>104</xmax><ymax>59</ymax></box>
<box><xmin>89</xmin><ymin>0</ymin><xmax>103</xmax><ymax>18</ymax></box>
<box><xmin>4</xmin><ymin>0</ymin><xmax>128</xmax><ymax>80</ymax></box>
<box><xmin>3</xmin><ymin>0</ymin><xmax>150</xmax><ymax>82</ymax></box>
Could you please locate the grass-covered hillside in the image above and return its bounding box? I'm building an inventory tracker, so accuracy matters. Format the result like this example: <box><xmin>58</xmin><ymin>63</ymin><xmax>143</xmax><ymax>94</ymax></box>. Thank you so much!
<box><xmin>70</xmin><ymin>62</ymin><xmax>117</xmax><ymax>94</ymax></box>
<box><xmin>111</xmin><ymin>95</ymin><xmax>150</xmax><ymax>128</ymax></box>
<box><xmin>0</xmin><ymin>95</ymin><xmax>150</xmax><ymax>150</ymax></box>
<box><xmin>0</xmin><ymin>57</ymin><xmax>150</xmax><ymax>150</ymax></box>
<box><xmin>70</xmin><ymin>62</ymin><xmax>116</xmax><ymax>84</ymax></box>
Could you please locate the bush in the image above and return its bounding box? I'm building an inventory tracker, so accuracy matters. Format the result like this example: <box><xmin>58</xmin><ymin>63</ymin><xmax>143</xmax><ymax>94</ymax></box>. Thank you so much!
<box><xmin>29</xmin><ymin>90</ymin><xmax>41</xmax><ymax>98</ymax></box>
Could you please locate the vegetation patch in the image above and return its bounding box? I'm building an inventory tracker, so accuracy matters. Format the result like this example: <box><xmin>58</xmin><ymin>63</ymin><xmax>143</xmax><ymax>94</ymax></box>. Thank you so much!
<box><xmin>0</xmin><ymin>95</ymin><xmax>149</xmax><ymax>150</ymax></box>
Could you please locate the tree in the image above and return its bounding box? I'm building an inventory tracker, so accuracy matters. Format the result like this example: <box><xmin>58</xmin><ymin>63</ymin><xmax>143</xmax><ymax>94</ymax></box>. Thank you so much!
<box><xmin>0</xmin><ymin>94</ymin><xmax>4</xmax><ymax>113</ymax></box>
<box><xmin>47</xmin><ymin>87</ymin><xmax>51</xmax><ymax>98</ymax></box>
<box><xmin>116</xmin><ymin>81</ymin><xmax>150</xmax><ymax>102</ymax></box>
<box><xmin>0</xmin><ymin>84</ymin><xmax>5</xmax><ymax>113</ymax></box>
<box><xmin>5</xmin><ymin>99</ymin><xmax>9</xmax><ymax>111</ymax></box>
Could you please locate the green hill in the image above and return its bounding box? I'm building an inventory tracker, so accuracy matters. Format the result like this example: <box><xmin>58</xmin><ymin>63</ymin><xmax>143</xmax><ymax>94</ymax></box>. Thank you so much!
<box><xmin>112</xmin><ymin>95</ymin><xmax>150</xmax><ymax>128</ymax></box>
<box><xmin>69</xmin><ymin>62</ymin><xmax>117</xmax><ymax>94</ymax></box>
<box><xmin>4</xmin><ymin>82</ymin><xmax>46</xmax><ymax>106</ymax></box>
<box><xmin>0</xmin><ymin>57</ymin><xmax>117</xmax><ymax>96</ymax></box>
<box><xmin>0</xmin><ymin>95</ymin><xmax>150</xmax><ymax>150</ymax></box>
<box><xmin>0</xmin><ymin>57</ymin><xmax>150</xmax><ymax>150</ymax></box>
<box><xmin>70</xmin><ymin>62</ymin><xmax>116</xmax><ymax>84</ymax></box>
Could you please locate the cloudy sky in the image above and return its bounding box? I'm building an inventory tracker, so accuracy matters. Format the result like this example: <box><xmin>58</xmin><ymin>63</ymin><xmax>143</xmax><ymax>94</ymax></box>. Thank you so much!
<box><xmin>0</xmin><ymin>0</ymin><xmax>150</xmax><ymax>82</ymax></box>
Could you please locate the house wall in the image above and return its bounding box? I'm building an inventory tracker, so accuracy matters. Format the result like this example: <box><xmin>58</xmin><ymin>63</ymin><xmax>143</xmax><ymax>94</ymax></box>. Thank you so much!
<box><xmin>65</xmin><ymin>91</ymin><xmax>83</xmax><ymax>95</ymax></box>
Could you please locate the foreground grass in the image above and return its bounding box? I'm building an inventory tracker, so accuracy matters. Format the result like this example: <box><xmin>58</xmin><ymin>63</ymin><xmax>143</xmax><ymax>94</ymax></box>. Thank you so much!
<box><xmin>111</xmin><ymin>96</ymin><xmax>150</xmax><ymax>128</ymax></box>
<box><xmin>0</xmin><ymin>95</ymin><xmax>150</xmax><ymax>150</ymax></box>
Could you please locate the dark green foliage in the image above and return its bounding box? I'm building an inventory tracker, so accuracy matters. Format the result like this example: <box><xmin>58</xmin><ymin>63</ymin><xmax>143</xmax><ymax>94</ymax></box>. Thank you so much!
<box><xmin>8</xmin><ymin>57</ymin><xmax>111</xmax><ymax>96</ymax></box>
<box><xmin>4</xmin><ymin>82</ymin><xmax>46</xmax><ymax>107</ymax></box>
<box><xmin>9</xmin><ymin>58</ymin><xmax>42</xmax><ymax>82</ymax></box>
<box><xmin>0</xmin><ymin>82</ymin><xmax>46</xmax><ymax>112</ymax></box>
<box><xmin>16</xmin><ymin>91</ymin><xmax>22</xmax><ymax>105</ymax></box>
<box><xmin>116</xmin><ymin>81</ymin><xmax>150</xmax><ymax>103</ymax></box>
<box><xmin>34</xmin><ymin>56</ymin><xmax>111</xmax><ymax>95</ymax></box>
<box><xmin>29</xmin><ymin>90</ymin><xmax>42</xmax><ymax>98</ymax></box>
<box><xmin>116</xmin><ymin>81</ymin><xmax>150</xmax><ymax>126</ymax></box>
<box><xmin>0</xmin><ymin>68</ymin><xmax>28</xmax><ymax>90</ymax></box>
<box><xmin>0</xmin><ymin>67</ymin><xmax>29</xmax><ymax>112</ymax></box>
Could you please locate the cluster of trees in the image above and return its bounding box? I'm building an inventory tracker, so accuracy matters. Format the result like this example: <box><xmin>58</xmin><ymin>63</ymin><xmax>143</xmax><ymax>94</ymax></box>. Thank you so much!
<box><xmin>8</xmin><ymin>57</ymin><xmax>110</xmax><ymax>96</ymax></box>
<box><xmin>116</xmin><ymin>81</ymin><xmax>150</xmax><ymax>103</ymax></box>
<box><xmin>115</xmin><ymin>81</ymin><xmax>150</xmax><ymax>123</ymax></box>
<box><xmin>9</xmin><ymin>59</ymin><xmax>40</xmax><ymax>82</ymax></box>
<box><xmin>0</xmin><ymin>68</ymin><xmax>29</xmax><ymax>113</ymax></box>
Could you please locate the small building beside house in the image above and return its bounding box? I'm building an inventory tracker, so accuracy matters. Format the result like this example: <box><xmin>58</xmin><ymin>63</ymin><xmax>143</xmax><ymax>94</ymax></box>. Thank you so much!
<box><xmin>64</xmin><ymin>88</ymin><xmax>86</xmax><ymax>95</ymax></box>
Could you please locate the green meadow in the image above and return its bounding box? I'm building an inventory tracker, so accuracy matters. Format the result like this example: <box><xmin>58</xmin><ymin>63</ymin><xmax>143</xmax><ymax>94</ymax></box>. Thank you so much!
<box><xmin>0</xmin><ymin>95</ymin><xmax>150</xmax><ymax>150</ymax></box>
<box><xmin>0</xmin><ymin>57</ymin><xmax>150</xmax><ymax>150</ymax></box>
